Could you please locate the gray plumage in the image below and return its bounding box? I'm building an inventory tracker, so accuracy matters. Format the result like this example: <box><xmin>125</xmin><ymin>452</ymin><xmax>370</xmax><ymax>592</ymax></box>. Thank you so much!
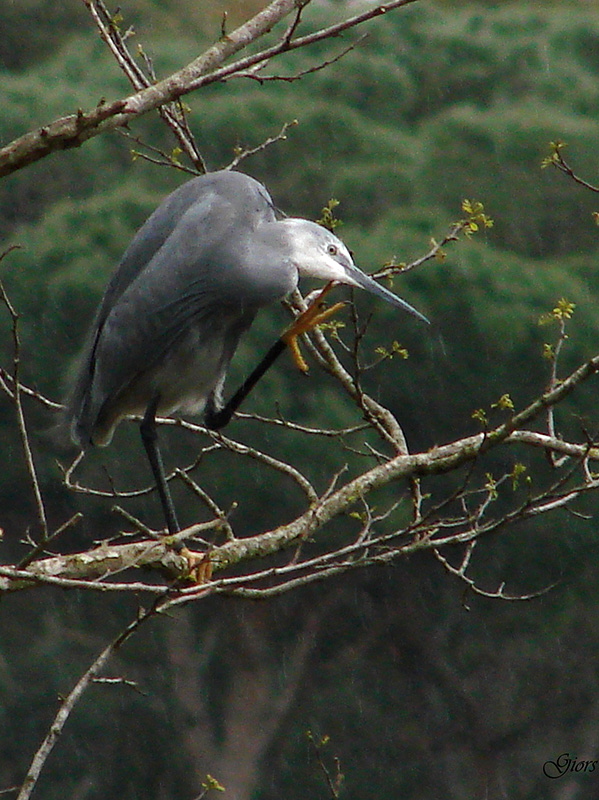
<box><xmin>68</xmin><ymin>169</ymin><xmax>427</xmax><ymax>449</ymax></box>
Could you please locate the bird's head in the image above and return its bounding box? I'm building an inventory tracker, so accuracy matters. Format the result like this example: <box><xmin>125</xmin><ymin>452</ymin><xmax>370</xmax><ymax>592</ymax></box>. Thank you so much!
<box><xmin>282</xmin><ymin>219</ymin><xmax>428</xmax><ymax>324</ymax></box>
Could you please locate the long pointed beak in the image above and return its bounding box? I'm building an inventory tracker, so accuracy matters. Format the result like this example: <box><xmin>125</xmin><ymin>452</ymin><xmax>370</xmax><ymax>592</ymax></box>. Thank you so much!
<box><xmin>343</xmin><ymin>264</ymin><xmax>429</xmax><ymax>324</ymax></box>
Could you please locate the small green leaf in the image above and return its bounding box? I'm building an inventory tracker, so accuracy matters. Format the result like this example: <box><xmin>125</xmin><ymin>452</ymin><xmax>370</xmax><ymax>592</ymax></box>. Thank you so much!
<box><xmin>472</xmin><ymin>408</ymin><xmax>488</xmax><ymax>426</ymax></box>
<box><xmin>461</xmin><ymin>199</ymin><xmax>493</xmax><ymax>237</ymax></box>
<box><xmin>390</xmin><ymin>341</ymin><xmax>409</xmax><ymax>359</ymax></box>
<box><xmin>317</xmin><ymin>199</ymin><xmax>342</xmax><ymax>231</ymax></box>
<box><xmin>553</xmin><ymin>297</ymin><xmax>576</xmax><ymax>319</ymax></box>
<box><xmin>491</xmin><ymin>393</ymin><xmax>514</xmax><ymax>412</ymax></box>
<box><xmin>202</xmin><ymin>775</ymin><xmax>225</xmax><ymax>792</ymax></box>
<box><xmin>511</xmin><ymin>463</ymin><xmax>527</xmax><ymax>490</ymax></box>
<box><xmin>485</xmin><ymin>472</ymin><xmax>498</xmax><ymax>500</ymax></box>
<box><xmin>539</xmin><ymin>297</ymin><xmax>576</xmax><ymax>325</ymax></box>
<box><xmin>542</xmin><ymin>343</ymin><xmax>555</xmax><ymax>360</ymax></box>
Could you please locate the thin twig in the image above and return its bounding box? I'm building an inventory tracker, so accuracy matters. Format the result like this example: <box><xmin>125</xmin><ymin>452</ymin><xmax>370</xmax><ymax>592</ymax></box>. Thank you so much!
<box><xmin>235</xmin><ymin>410</ymin><xmax>369</xmax><ymax>437</ymax></box>
<box><xmin>213</xmin><ymin>429</ymin><xmax>319</xmax><ymax>505</ymax></box>
<box><xmin>232</xmin><ymin>36</ymin><xmax>366</xmax><ymax>85</ymax></box>
<box><xmin>0</xmin><ymin>367</ymin><xmax>63</xmax><ymax>409</ymax></box>
<box><xmin>186</xmin><ymin>0</ymin><xmax>420</xmax><ymax>93</ymax></box>
<box><xmin>0</xmin><ymin>564</ymin><xmax>169</xmax><ymax>594</ymax></box>
<box><xmin>374</xmin><ymin>220</ymin><xmax>465</xmax><ymax>279</ymax></box>
<box><xmin>226</xmin><ymin>119</ymin><xmax>298</xmax><ymax>170</ymax></box>
<box><xmin>82</xmin><ymin>0</ymin><xmax>207</xmax><ymax>172</ymax></box>
<box><xmin>546</xmin><ymin>145</ymin><xmax>599</xmax><ymax>193</ymax></box>
<box><xmin>432</xmin><ymin>547</ymin><xmax>557</xmax><ymax>602</ymax></box>
<box><xmin>118</xmin><ymin>130</ymin><xmax>200</xmax><ymax>175</ymax></box>
<box><xmin>175</xmin><ymin>469</ymin><xmax>236</xmax><ymax>541</ymax></box>
<box><xmin>0</xmin><ymin>282</ymin><xmax>48</xmax><ymax>539</ymax></box>
<box><xmin>16</xmin><ymin>602</ymin><xmax>162</xmax><ymax>800</ymax></box>
<box><xmin>17</xmin><ymin>512</ymin><xmax>83</xmax><ymax>569</ymax></box>
<box><xmin>308</xmin><ymin>731</ymin><xmax>344</xmax><ymax>799</ymax></box>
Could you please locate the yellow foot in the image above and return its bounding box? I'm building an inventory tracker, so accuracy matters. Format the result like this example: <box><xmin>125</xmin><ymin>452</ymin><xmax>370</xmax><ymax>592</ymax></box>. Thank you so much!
<box><xmin>180</xmin><ymin>546</ymin><xmax>213</xmax><ymax>584</ymax></box>
<box><xmin>283</xmin><ymin>282</ymin><xmax>345</xmax><ymax>372</ymax></box>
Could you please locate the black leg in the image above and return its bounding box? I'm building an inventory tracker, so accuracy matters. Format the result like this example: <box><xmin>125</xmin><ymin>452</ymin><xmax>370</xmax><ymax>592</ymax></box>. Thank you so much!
<box><xmin>204</xmin><ymin>338</ymin><xmax>287</xmax><ymax>430</ymax></box>
<box><xmin>140</xmin><ymin>396</ymin><xmax>180</xmax><ymax>536</ymax></box>
<box><xmin>205</xmin><ymin>283</ymin><xmax>341</xmax><ymax>430</ymax></box>
<box><xmin>139</xmin><ymin>288</ymin><xmax>342</xmax><ymax>536</ymax></box>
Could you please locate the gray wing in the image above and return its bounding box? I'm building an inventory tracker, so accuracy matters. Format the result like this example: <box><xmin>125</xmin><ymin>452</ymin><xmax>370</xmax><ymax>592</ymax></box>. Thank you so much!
<box><xmin>68</xmin><ymin>170</ymin><xmax>276</xmax><ymax>445</ymax></box>
<box><xmin>92</xmin><ymin>170</ymin><xmax>276</xmax><ymax>332</ymax></box>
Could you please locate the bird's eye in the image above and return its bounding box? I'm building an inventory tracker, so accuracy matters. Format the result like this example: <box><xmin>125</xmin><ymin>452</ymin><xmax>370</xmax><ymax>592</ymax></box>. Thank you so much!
<box><xmin>327</xmin><ymin>243</ymin><xmax>338</xmax><ymax>256</ymax></box>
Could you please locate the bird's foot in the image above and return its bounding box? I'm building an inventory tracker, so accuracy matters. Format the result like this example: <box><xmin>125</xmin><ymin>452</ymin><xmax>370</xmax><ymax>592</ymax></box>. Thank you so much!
<box><xmin>179</xmin><ymin>546</ymin><xmax>213</xmax><ymax>584</ymax></box>
<box><xmin>283</xmin><ymin>282</ymin><xmax>345</xmax><ymax>372</ymax></box>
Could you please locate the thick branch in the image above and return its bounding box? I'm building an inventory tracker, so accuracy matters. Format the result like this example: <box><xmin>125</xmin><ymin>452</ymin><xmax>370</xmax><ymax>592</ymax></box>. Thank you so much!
<box><xmin>0</xmin><ymin>0</ymin><xmax>298</xmax><ymax>176</ymax></box>
<box><xmin>0</xmin><ymin>0</ymin><xmax>418</xmax><ymax>177</ymax></box>
<box><xmin>0</xmin><ymin>99</ymin><xmax>129</xmax><ymax>177</ymax></box>
<box><xmin>4</xmin><ymin>366</ymin><xmax>599</xmax><ymax>594</ymax></box>
<box><xmin>0</xmin><ymin>523</ymin><xmax>218</xmax><ymax>593</ymax></box>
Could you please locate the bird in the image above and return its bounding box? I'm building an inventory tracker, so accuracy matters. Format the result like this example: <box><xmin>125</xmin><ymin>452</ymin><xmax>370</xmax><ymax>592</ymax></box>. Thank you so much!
<box><xmin>67</xmin><ymin>169</ymin><xmax>428</xmax><ymax>540</ymax></box>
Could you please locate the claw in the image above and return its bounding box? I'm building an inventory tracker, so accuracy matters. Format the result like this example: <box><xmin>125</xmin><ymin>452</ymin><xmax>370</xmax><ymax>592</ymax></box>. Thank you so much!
<box><xmin>179</xmin><ymin>546</ymin><xmax>212</xmax><ymax>584</ymax></box>
<box><xmin>283</xmin><ymin>282</ymin><xmax>345</xmax><ymax>373</ymax></box>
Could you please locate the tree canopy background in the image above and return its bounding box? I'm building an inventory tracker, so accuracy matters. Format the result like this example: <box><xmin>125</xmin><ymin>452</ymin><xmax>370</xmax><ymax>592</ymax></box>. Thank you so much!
<box><xmin>2</xmin><ymin>2</ymin><xmax>599</xmax><ymax>799</ymax></box>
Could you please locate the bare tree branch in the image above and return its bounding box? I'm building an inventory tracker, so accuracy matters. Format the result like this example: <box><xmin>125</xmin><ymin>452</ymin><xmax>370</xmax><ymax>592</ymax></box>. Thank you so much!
<box><xmin>82</xmin><ymin>0</ymin><xmax>207</xmax><ymax>171</ymax></box>
<box><xmin>543</xmin><ymin>140</ymin><xmax>599</xmax><ymax>193</ymax></box>
<box><xmin>0</xmin><ymin>521</ymin><xmax>220</xmax><ymax>593</ymax></box>
<box><xmin>4</xmin><ymin>346</ymin><xmax>599</xmax><ymax>596</ymax></box>
<box><xmin>15</xmin><ymin>603</ymin><xmax>161</xmax><ymax>800</ymax></box>
<box><xmin>0</xmin><ymin>0</ymin><xmax>419</xmax><ymax>177</ymax></box>
<box><xmin>226</xmin><ymin>119</ymin><xmax>299</xmax><ymax>170</ymax></box>
<box><xmin>0</xmin><ymin>281</ymin><xmax>48</xmax><ymax>539</ymax></box>
<box><xmin>432</xmin><ymin>545</ymin><xmax>557</xmax><ymax>602</ymax></box>
<box><xmin>231</xmin><ymin>35</ymin><xmax>367</xmax><ymax>85</ymax></box>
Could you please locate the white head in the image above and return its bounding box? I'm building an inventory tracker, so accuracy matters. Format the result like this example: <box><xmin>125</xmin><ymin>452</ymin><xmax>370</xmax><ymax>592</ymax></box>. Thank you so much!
<box><xmin>280</xmin><ymin>218</ymin><xmax>428</xmax><ymax>323</ymax></box>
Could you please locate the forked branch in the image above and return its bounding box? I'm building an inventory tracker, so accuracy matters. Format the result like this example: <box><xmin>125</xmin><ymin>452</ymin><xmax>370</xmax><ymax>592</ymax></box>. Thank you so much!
<box><xmin>0</xmin><ymin>0</ymin><xmax>419</xmax><ymax>177</ymax></box>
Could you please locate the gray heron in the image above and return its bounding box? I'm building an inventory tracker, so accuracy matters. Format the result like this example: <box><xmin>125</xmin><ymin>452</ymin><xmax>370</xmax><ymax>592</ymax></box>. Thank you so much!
<box><xmin>68</xmin><ymin>169</ymin><xmax>427</xmax><ymax>543</ymax></box>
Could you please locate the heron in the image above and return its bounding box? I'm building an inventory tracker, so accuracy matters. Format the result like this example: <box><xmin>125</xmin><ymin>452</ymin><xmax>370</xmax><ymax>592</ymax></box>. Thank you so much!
<box><xmin>67</xmin><ymin>169</ymin><xmax>427</xmax><ymax>546</ymax></box>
